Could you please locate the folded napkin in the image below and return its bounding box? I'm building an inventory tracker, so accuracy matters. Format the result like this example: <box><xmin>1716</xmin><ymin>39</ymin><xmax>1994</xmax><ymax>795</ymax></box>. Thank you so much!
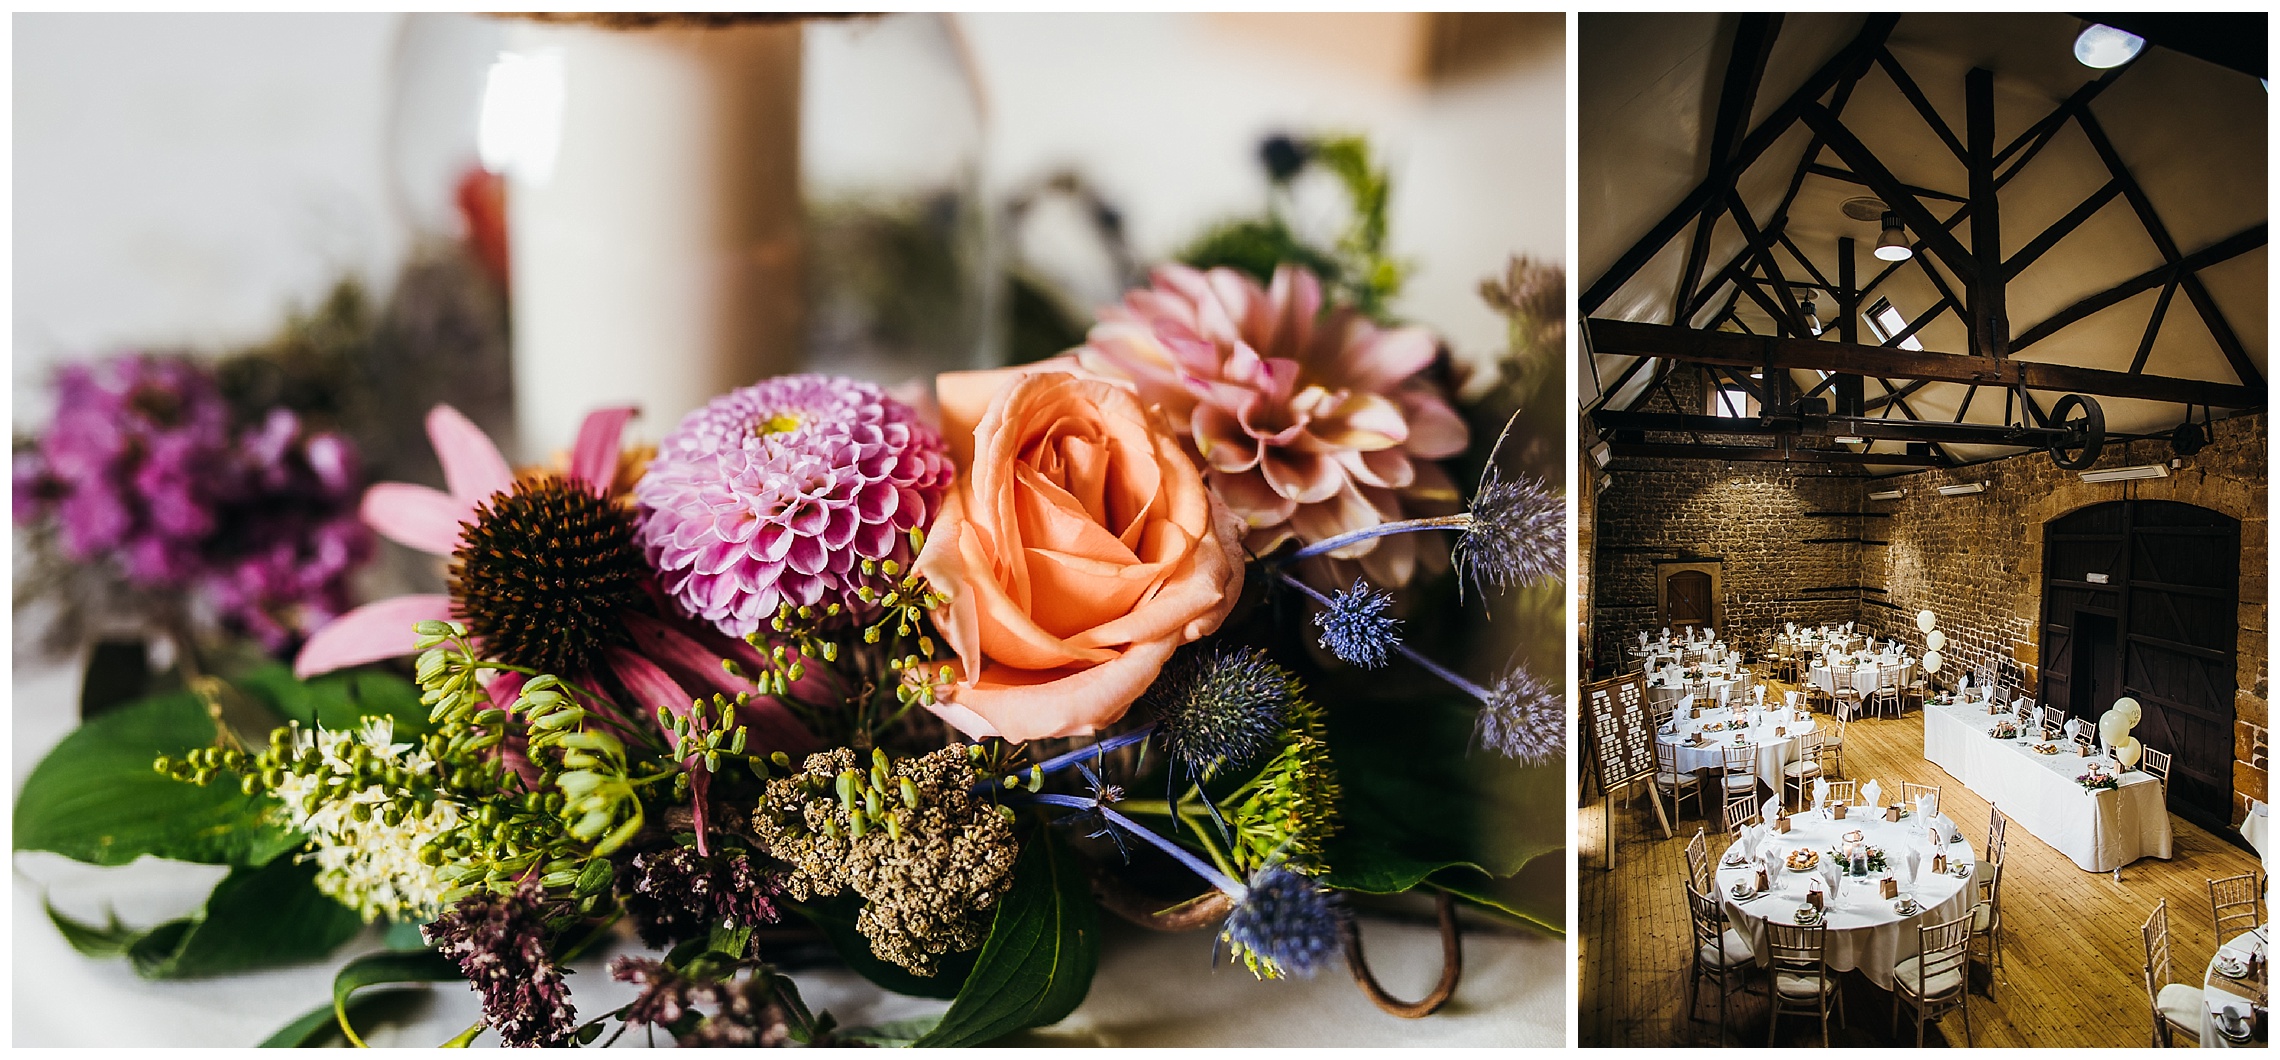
<box><xmin>1915</xmin><ymin>793</ymin><xmax>1936</xmax><ymax>820</ymax></box>
<box><xmin>1812</xmin><ymin>776</ymin><xmax>1829</xmax><ymax>809</ymax></box>
<box><xmin>1762</xmin><ymin>797</ymin><xmax>1780</xmax><ymax>826</ymax></box>
<box><xmin>1905</xmin><ymin>848</ymin><xmax>1922</xmax><ymax>884</ymax></box>
<box><xmin>1786</xmin><ymin>690</ymin><xmax>1801</xmax><ymax>709</ymax></box>
<box><xmin>2066</xmin><ymin>717</ymin><xmax>2092</xmax><ymax>743</ymax></box>
<box><xmin>1862</xmin><ymin>779</ymin><xmax>1884</xmax><ymax>808</ymax></box>
<box><xmin>1677</xmin><ymin>694</ymin><xmax>1696</xmax><ymax>713</ymax></box>
<box><xmin>1754</xmin><ymin>684</ymin><xmax>1767</xmax><ymax>704</ymax></box>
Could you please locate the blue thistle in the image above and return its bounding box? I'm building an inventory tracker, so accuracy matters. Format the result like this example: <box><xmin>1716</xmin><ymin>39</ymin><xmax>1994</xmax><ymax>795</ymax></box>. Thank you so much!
<box><xmin>1142</xmin><ymin>645</ymin><xmax>1300</xmax><ymax>778</ymax></box>
<box><xmin>1476</xmin><ymin>666</ymin><xmax>1563</xmax><ymax>765</ymax></box>
<box><xmin>1221</xmin><ymin>864</ymin><xmax>1345</xmax><ymax>980</ymax></box>
<box><xmin>1454</xmin><ymin>469</ymin><xmax>1563</xmax><ymax>599</ymax></box>
<box><xmin>1312</xmin><ymin>578</ymin><xmax>1402</xmax><ymax>668</ymax></box>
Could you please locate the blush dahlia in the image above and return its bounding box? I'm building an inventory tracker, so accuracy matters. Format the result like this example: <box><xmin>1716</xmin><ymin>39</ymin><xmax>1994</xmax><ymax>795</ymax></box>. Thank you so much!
<box><xmin>635</xmin><ymin>375</ymin><xmax>953</xmax><ymax>637</ymax></box>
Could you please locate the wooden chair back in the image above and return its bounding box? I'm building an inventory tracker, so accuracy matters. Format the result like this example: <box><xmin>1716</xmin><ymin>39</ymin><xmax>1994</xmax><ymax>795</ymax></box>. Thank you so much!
<box><xmin>1900</xmin><ymin>782</ymin><xmax>1941</xmax><ymax>818</ymax></box>
<box><xmin>2211</xmin><ymin>872</ymin><xmax>2263</xmax><ymax>940</ymax></box>
<box><xmin>1685</xmin><ymin>828</ymin><xmax>1710</xmax><ymax>893</ymax></box>
<box><xmin>1823</xmin><ymin>779</ymin><xmax>1857</xmax><ymax>806</ymax></box>
<box><xmin>1724</xmin><ymin>797</ymin><xmax>1759</xmax><ymax>838</ymax></box>
<box><xmin>1912</xmin><ymin>912</ymin><xmax>1973</xmax><ymax>1000</ymax></box>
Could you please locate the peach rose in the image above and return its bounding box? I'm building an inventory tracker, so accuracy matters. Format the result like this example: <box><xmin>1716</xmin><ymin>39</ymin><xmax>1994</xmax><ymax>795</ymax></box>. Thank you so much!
<box><xmin>916</xmin><ymin>366</ymin><xmax>1247</xmax><ymax>742</ymax></box>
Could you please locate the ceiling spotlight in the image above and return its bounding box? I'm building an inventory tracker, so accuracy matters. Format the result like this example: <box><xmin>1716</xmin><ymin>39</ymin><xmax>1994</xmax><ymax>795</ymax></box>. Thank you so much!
<box><xmin>2074</xmin><ymin>23</ymin><xmax>2146</xmax><ymax>69</ymax></box>
<box><xmin>1874</xmin><ymin>212</ymin><xmax>1913</xmax><ymax>262</ymax></box>
<box><xmin>1800</xmin><ymin>296</ymin><xmax>1824</xmax><ymax>336</ymax></box>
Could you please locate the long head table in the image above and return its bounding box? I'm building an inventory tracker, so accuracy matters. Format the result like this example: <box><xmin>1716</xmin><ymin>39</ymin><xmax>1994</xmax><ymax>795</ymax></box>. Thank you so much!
<box><xmin>1922</xmin><ymin>698</ymin><xmax>2173</xmax><ymax>873</ymax></box>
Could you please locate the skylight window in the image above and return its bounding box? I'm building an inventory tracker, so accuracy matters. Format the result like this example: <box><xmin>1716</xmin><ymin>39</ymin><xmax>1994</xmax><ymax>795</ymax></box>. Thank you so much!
<box><xmin>1864</xmin><ymin>297</ymin><xmax>1924</xmax><ymax>351</ymax></box>
<box><xmin>1707</xmin><ymin>386</ymin><xmax>1758</xmax><ymax>418</ymax></box>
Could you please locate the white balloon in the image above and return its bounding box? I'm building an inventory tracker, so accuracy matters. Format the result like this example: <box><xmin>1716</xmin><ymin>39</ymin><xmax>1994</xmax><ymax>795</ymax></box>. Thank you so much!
<box><xmin>1926</xmin><ymin>630</ymin><xmax>1947</xmax><ymax>652</ymax></box>
<box><xmin>1917</xmin><ymin>609</ymin><xmax>1938</xmax><ymax>633</ymax></box>
<box><xmin>1923</xmin><ymin>650</ymin><xmax>1944</xmax><ymax>674</ymax></box>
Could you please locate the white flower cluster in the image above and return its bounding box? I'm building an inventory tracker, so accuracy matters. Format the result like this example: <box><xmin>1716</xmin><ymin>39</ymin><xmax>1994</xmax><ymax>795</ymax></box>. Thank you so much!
<box><xmin>269</xmin><ymin>717</ymin><xmax>464</xmax><ymax>922</ymax></box>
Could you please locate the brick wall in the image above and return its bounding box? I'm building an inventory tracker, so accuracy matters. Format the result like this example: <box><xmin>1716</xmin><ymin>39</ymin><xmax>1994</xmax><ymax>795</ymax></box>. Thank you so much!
<box><xmin>1588</xmin><ymin>461</ymin><xmax>1869</xmax><ymax>666</ymax></box>
<box><xmin>1864</xmin><ymin>412</ymin><xmax>2268</xmax><ymax>827</ymax></box>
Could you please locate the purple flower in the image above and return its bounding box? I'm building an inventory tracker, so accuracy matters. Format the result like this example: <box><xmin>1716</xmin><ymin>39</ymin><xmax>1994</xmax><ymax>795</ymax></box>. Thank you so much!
<box><xmin>424</xmin><ymin>879</ymin><xmax>577</xmax><ymax>1048</ymax></box>
<box><xmin>635</xmin><ymin>374</ymin><xmax>953</xmax><ymax>637</ymax></box>
<box><xmin>15</xmin><ymin>353</ymin><xmax>372</xmax><ymax>653</ymax></box>
<box><xmin>619</xmin><ymin>847</ymin><xmax>782</xmax><ymax>952</ymax></box>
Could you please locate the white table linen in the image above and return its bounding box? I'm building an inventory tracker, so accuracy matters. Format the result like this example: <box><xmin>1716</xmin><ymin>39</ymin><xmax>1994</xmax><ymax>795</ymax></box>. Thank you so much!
<box><xmin>1714</xmin><ymin>806</ymin><xmax>1977</xmax><ymax>990</ymax></box>
<box><xmin>2245</xmin><ymin>800</ymin><xmax>2269</xmax><ymax>867</ymax></box>
<box><xmin>1655</xmin><ymin>704</ymin><xmax>1814</xmax><ymax>791</ymax></box>
<box><xmin>2200</xmin><ymin>927</ymin><xmax>2268</xmax><ymax>1048</ymax></box>
<box><xmin>1922</xmin><ymin>699</ymin><xmax>2173</xmax><ymax>873</ymax></box>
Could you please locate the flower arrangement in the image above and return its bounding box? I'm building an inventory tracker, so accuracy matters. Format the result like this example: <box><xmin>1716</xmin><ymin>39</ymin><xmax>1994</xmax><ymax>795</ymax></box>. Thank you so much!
<box><xmin>1989</xmin><ymin>721</ymin><xmax>2021</xmax><ymax>740</ymax></box>
<box><xmin>2076</xmin><ymin>769</ymin><xmax>2119</xmax><ymax>793</ymax></box>
<box><xmin>16</xmin><ymin>137</ymin><xmax>1565</xmax><ymax>1046</ymax></box>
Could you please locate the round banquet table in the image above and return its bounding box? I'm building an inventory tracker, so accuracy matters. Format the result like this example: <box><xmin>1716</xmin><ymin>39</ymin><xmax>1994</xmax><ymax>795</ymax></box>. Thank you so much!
<box><xmin>1644</xmin><ymin>669</ymin><xmax>1745</xmax><ymax>712</ymax></box>
<box><xmin>1656</xmin><ymin>702</ymin><xmax>1813</xmax><ymax>792</ymax></box>
<box><xmin>2201</xmin><ymin>927</ymin><xmax>2270</xmax><ymax>1048</ymax></box>
<box><xmin>1807</xmin><ymin>656</ymin><xmax>1910</xmax><ymax>698</ymax></box>
<box><xmin>1714</xmin><ymin>805</ymin><xmax>1978</xmax><ymax>991</ymax></box>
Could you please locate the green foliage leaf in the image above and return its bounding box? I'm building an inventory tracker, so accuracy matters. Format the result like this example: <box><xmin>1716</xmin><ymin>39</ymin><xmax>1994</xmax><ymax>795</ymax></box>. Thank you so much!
<box><xmin>839</xmin><ymin>1015</ymin><xmax>946</xmax><ymax>1047</ymax></box>
<box><xmin>914</xmin><ymin>828</ymin><xmax>1099</xmax><ymax>1047</ymax></box>
<box><xmin>234</xmin><ymin>662</ymin><xmax>431</xmax><ymax>737</ymax></box>
<box><xmin>13</xmin><ymin>688</ymin><xmax>299</xmax><ymax>866</ymax></box>
<box><xmin>124</xmin><ymin>857</ymin><xmax>365</xmax><ymax>979</ymax></box>
<box><xmin>330</xmin><ymin>950</ymin><xmax>464</xmax><ymax>1047</ymax></box>
<box><xmin>794</xmin><ymin>892</ymin><xmax>973</xmax><ymax>1000</ymax></box>
<box><xmin>44</xmin><ymin>901</ymin><xmax>141</xmax><ymax>957</ymax></box>
<box><xmin>78</xmin><ymin>638</ymin><xmax>154</xmax><ymax>720</ymax></box>
<box><xmin>1318</xmin><ymin>694</ymin><xmax>1564</xmax><ymax>936</ymax></box>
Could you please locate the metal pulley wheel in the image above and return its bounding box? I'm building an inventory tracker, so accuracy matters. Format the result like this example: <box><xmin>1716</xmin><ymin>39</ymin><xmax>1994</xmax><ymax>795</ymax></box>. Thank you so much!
<box><xmin>2047</xmin><ymin>393</ymin><xmax>2106</xmax><ymax>470</ymax></box>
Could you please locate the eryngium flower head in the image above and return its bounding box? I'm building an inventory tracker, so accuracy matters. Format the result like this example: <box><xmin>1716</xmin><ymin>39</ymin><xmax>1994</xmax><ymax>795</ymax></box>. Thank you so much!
<box><xmin>750</xmin><ymin>745</ymin><xmax>1019</xmax><ymax>976</ymax></box>
<box><xmin>1076</xmin><ymin>264</ymin><xmax>1468</xmax><ymax>588</ymax></box>
<box><xmin>423</xmin><ymin>877</ymin><xmax>576</xmax><ymax>1047</ymax></box>
<box><xmin>1142</xmin><ymin>645</ymin><xmax>1302</xmax><ymax>778</ymax></box>
<box><xmin>1221</xmin><ymin>864</ymin><xmax>1345</xmax><ymax>980</ymax></box>
<box><xmin>1224</xmin><ymin>698</ymin><xmax>1341</xmax><ymax>876</ymax></box>
<box><xmin>618</xmin><ymin>847</ymin><xmax>781</xmax><ymax>952</ymax></box>
<box><xmin>636</xmin><ymin>374</ymin><xmax>953</xmax><ymax>638</ymax></box>
<box><xmin>1312</xmin><ymin>578</ymin><xmax>1401</xmax><ymax>668</ymax></box>
<box><xmin>1477</xmin><ymin>665</ymin><xmax>1562</xmax><ymax>765</ymax></box>
<box><xmin>1454</xmin><ymin>470</ymin><xmax>1563</xmax><ymax>599</ymax></box>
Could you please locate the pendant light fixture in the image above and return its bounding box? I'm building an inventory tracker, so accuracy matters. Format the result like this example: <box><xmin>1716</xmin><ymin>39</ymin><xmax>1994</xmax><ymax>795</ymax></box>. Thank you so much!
<box><xmin>1800</xmin><ymin>295</ymin><xmax>1823</xmax><ymax>336</ymax></box>
<box><xmin>2073</xmin><ymin>23</ymin><xmax>2145</xmax><ymax>69</ymax></box>
<box><xmin>1873</xmin><ymin>212</ymin><xmax>1913</xmax><ymax>261</ymax></box>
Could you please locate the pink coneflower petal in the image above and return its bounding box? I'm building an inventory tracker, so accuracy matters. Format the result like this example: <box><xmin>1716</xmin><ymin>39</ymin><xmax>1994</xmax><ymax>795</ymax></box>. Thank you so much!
<box><xmin>294</xmin><ymin>593</ymin><xmax>454</xmax><ymax>678</ymax></box>
<box><xmin>568</xmin><ymin>406</ymin><xmax>637</xmax><ymax>492</ymax></box>
<box><xmin>360</xmin><ymin>482</ymin><xmax>469</xmax><ymax>555</ymax></box>
<box><xmin>425</xmin><ymin>404</ymin><xmax>515</xmax><ymax>507</ymax></box>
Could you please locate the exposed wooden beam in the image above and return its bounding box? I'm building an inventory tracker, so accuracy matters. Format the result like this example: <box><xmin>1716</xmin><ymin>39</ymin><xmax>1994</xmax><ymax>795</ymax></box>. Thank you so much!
<box><xmin>1581</xmin><ymin>15</ymin><xmax>1897</xmax><ymax>314</ymax></box>
<box><xmin>1777</xmin><ymin>232</ymin><xmax>1835</xmax><ymax>291</ymax></box>
<box><xmin>1607</xmin><ymin>441</ymin><xmax>1941</xmax><ymax>466</ymax></box>
<box><xmin>1864</xmin><ymin>377</ymin><xmax>1933</xmax><ymax>411</ymax></box>
<box><xmin>1802</xmin><ymin>102</ymin><xmax>1981</xmax><ymax>287</ymax></box>
<box><xmin>1994</xmin><ymin>66</ymin><xmax>2127</xmax><ymax>176</ymax></box>
<box><xmin>1583</xmin><ymin>353</ymin><xmax>1656</xmax><ymax>417</ymax></box>
<box><xmin>2127</xmin><ymin>280</ymin><xmax>2178</xmax><ymax>376</ymax></box>
<box><xmin>1675</xmin><ymin>14</ymin><xmax>1784</xmax><ymax>320</ymax></box>
<box><xmin>2010</xmin><ymin>223</ymin><xmax>2267</xmax><ymax>353</ymax></box>
<box><xmin>1728</xmin><ymin>191</ymin><xmax>1811</xmax><ymax>338</ymax></box>
<box><xmin>2003</xmin><ymin>181</ymin><xmax>2121</xmax><ymax>280</ymax></box>
<box><xmin>2074</xmin><ymin>110</ymin><xmax>2263</xmax><ymax>391</ymax></box>
<box><xmin>1965</xmin><ymin>68</ymin><xmax>2008</xmax><ymax>359</ymax></box>
<box><xmin>1913</xmin><ymin>254</ymin><xmax>1977</xmax><ymax>357</ymax></box>
<box><xmin>1804</xmin><ymin>163</ymin><xmax>1970</xmax><ymax>204</ymax></box>
<box><xmin>1876</xmin><ymin>47</ymin><xmax>1969</xmax><ymax>164</ymax></box>
<box><xmin>1885</xmin><ymin>296</ymin><xmax>1951</xmax><ymax>349</ymax></box>
<box><xmin>1584</xmin><ymin>318</ymin><xmax>2264</xmax><ymax>408</ymax></box>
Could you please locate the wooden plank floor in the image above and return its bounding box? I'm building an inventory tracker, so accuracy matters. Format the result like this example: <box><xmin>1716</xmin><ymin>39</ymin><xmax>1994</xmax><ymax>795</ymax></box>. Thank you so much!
<box><xmin>1580</xmin><ymin>673</ymin><xmax>2264</xmax><ymax>1048</ymax></box>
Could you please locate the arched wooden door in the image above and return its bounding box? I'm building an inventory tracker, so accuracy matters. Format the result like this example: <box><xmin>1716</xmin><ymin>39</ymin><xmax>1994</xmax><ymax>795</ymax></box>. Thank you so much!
<box><xmin>1665</xmin><ymin>570</ymin><xmax>1712</xmax><ymax>628</ymax></box>
<box><xmin>2042</xmin><ymin>500</ymin><xmax>2239</xmax><ymax>834</ymax></box>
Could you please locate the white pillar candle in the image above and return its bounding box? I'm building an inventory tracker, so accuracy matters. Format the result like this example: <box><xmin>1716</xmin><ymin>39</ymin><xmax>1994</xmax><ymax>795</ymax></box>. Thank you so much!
<box><xmin>493</xmin><ymin>20</ymin><xmax>805</xmax><ymax>458</ymax></box>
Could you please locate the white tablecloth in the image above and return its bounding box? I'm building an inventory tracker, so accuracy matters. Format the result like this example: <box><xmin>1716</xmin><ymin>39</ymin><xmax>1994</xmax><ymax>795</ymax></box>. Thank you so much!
<box><xmin>1715</xmin><ymin>807</ymin><xmax>1977</xmax><ymax>990</ymax></box>
<box><xmin>1807</xmin><ymin>656</ymin><xmax>1910</xmax><ymax>698</ymax></box>
<box><xmin>1656</xmin><ymin>704</ymin><xmax>1814</xmax><ymax>791</ymax></box>
<box><xmin>2246</xmin><ymin>801</ymin><xmax>2270</xmax><ymax>868</ymax></box>
<box><xmin>2201</xmin><ymin>927</ymin><xmax>2268</xmax><ymax>1048</ymax></box>
<box><xmin>1922</xmin><ymin>700</ymin><xmax>2174</xmax><ymax>873</ymax></box>
<box><xmin>1644</xmin><ymin>671</ymin><xmax>1744</xmax><ymax>712</ymax></box>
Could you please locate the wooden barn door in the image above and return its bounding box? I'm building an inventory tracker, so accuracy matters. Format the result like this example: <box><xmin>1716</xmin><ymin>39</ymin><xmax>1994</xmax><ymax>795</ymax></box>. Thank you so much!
<box><xmin>1665</xmin><ymin>570</ymin><xmax>1713</xmax><ymax>629</ymax></box>
<box><xmin>2041</xmin><ymin>500</ymin><xmax>2239</xmax><ymax>834</ymax></box>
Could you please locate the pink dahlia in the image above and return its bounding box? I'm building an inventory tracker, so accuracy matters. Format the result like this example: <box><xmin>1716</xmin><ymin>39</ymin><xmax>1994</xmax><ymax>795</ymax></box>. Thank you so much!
<box><xmin>1076</xmin><ymin>264</ymin><xmax>1470</xmax><ymax>587</ymax></box>
<box><xmin>635</xmin><ymin>374</ymin><xmax>954</xmax><ymax>638</ymax></box>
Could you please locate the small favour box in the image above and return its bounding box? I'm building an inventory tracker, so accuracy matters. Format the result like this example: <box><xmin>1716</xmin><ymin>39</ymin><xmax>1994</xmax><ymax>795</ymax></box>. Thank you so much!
<box><xmin>1755</xmin><ymin>867</ymin><xmax>1770</xmax><ymax>891</ymax></box>
<box><xmin>1807</xmin><ymin>888</ymin><xmax>1825</xmax><ymax>911</ymax></box>
<box><xmin>1775</xmin><ymin>726</ymin><xmax>1787</xmax><ymax>737</ymax></box>
<box><xmin>1832</xmin><ymin>803</ymin><xmax>1848</xmax><ymax>820</ymax></box>
<box><xmin>1932</xmin><ymin>853</ymin><xmax>1947</xmax><ymax>874</ymax></box>
<box><xmin>1879</xmin><ymin>877</ymin><xmax>1899</xmax><ymax>899</ymax></box>
<box><xmin>1691</xmin><ymin>707</ymin><xmax>1703</xmax><ymax>719</ymax></box>
<box><xmin>2077</xmin><ymin>742</ymin><xmax>2094</xmax><ymax>758</ymax></box>
<box><xmin>1774</xmin><ymin>815</ymin><xmax>1792</xmax><ymax>834</ymax></box>
<box><xmin>1885</xmin><ymin>804</ymin><xmax>1902</xmax><ymax>823</ymax></box>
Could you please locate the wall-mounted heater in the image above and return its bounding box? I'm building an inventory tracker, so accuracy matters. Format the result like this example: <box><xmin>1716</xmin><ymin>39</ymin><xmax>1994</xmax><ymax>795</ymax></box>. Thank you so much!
<box><xmin>1934</xmin><ymin>482</ymin><xmax>1987</xmax><ymax>497</ymax></box>
<box><xmin>2078</xmin><ymin>464</ymin><xmax>2169</xmax><ymax>484</ymax></box>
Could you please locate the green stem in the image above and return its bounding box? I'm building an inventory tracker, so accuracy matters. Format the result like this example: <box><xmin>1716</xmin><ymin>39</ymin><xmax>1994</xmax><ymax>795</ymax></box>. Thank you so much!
<box><xmin>1179</xmin><ymin>809</ymin><xmax>1243</xmax><ymax>882</ymax></box>
<box><xmin>557</xmin><ymin>907</ymin><xmax>625</xmax><ymax>966</ymax></box>
<box><xmin>441</xmin><ymin>1020</ymin><xmax>483</xmax><ymax>1048</ymax></box>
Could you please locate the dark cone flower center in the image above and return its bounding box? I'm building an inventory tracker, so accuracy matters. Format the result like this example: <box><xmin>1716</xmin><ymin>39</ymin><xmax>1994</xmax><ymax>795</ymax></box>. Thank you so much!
<box><xmin>450</xmin><ymin>476</ymin><xmax>651</xmax><ymax>676</ymax></box>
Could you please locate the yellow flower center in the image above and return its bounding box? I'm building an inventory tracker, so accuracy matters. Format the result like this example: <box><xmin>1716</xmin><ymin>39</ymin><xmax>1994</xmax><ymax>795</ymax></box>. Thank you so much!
<box><xmin>756</xmin><ymin>411</ymin><xmax>803</xmax><ymax>436</ymax></box>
